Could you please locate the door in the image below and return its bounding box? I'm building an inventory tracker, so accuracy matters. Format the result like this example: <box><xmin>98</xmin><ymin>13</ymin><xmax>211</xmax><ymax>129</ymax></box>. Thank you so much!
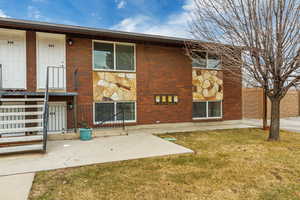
<box><xmin>48</xmin><ymin>102</ymin><xmax>67</xmax><ymax>133</ymax></box>
<box><xmin>0</xmin><ymin>28</ymin><xmax>26</xmax><ymax>89</ymax></box>
<box><xmin>37</xmin><ymin>32</ymin><xmax>66</xmax><ymax>89</ymax></box>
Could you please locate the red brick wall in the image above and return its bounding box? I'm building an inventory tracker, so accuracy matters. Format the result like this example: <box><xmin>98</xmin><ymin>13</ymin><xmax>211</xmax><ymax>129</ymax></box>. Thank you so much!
<box><xmin>54</xmin><ymin>38</ymin><xmax>244</xmax><ymax>126</ymax></box>
<box><xmin>65</xmin><ymin>37</ymin><xmax>94</xmax><ymax>127</ymax></box>
<box><xmin>26</xmin><ymin>31</ymin><xmax>36</xmax><ymax>91</ymax></box>
<box><xmin>223</xmin><ymin>69</ymin><xmax>243</xmax><ymax>120</ymax></box>
<box><xmin>136</xmin><ymin>43</ymin><xmax>193</xmax><ymax>124</ymax></box>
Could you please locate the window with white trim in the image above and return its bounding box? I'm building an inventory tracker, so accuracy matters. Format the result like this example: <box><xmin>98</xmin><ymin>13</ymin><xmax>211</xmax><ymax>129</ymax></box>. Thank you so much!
<box><xmin>193</xmin><ymin>101</ymin><xmax>222</xmax><ymax>119</ymax></box>
<box><xmin>94</xmin><ymin>102</ymin><xmax>136</xmax><ymax>123</ymax></box>
<box><xmin>93</xmin><ymin>41</ymin><xmax>135</xmax><ymax>71</ymax></box>
<box><xmin>192</xmin><ymin>51</ymin><xmax>221</xmax><ymax>69</ymax></box>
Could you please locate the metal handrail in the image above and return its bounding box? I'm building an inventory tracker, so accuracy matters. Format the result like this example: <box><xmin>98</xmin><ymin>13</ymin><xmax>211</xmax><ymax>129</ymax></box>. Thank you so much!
<box><xmin>98</xmin><ymin>108</ymin><xmax>126</xmax><ymax>130</ymax></box>
<box><xmin>74</xmin><ymin>67</ymin><xmax>79</xmax><ymax>91</ymax></box>
<box><xmin>42</xmin><ymin>67</ymin><xmax>50</xmax><ymax>152</ymax></box>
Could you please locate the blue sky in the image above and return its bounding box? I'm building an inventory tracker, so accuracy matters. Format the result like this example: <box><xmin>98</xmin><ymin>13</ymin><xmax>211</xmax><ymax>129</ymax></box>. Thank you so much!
<box><xmin>0</xmin><ymin>0</ymin><xmax>194</xmax><ymax>38</ymax></box>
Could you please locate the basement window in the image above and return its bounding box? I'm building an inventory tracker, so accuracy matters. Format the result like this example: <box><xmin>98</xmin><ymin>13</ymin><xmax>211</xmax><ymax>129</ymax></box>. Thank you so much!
<box><xmin>93</xmin><ymin>41</ymin><xmax>135</xmax><ymax>71</ymax></box>
<box><xmin>192</xmin><ymin>52</ymin><xmax>221</xmax><ymax>69</ymax></box>
<box><xmin>94</xmin><ymin>102</ymin><xmax>136</xmax><ymax>124</ymax></box>
<box><xmin>193</xmin><ymin>101</ymin><xmax>222</xmax><ymax>119</ymax></box>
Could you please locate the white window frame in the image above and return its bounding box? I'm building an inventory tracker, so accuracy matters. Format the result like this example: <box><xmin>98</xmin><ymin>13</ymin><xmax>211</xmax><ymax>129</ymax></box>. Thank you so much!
<box><xmin>192</xmin><ymin>100</ymin><xmax>223</xmax><ymax>120</ymax></box>
<box><xmin>192</xmin><ymin>51</ymin><xmax>221</xmax><ymax>70</ymax></box>
<box><xmin>93</xmin><ymin>101</ymin><xmax>137</xmax><ymax>124</ymax></box>
<box><xmin>92</xmin><ymin>40</ymin><xmax>136</xmax><ymax>72</ymax></box>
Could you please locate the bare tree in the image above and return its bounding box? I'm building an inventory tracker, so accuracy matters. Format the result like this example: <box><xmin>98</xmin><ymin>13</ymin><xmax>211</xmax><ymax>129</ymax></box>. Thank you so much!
<box><xmin>186</xmin><ymin>0</ymin><xmax>300</xmax><ymax>141</ymax></box>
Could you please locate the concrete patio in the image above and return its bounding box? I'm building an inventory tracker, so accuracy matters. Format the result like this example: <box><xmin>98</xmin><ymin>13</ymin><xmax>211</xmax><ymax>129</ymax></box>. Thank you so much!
<box><xmin>0</xmin><ymin>133</ymin><xmax>193</xmax><ymax>176</ymax></box>
<box><xmin>0</xmin><ymin>133</ymin><xmax>194</xmax><ymax>200</ymax></box>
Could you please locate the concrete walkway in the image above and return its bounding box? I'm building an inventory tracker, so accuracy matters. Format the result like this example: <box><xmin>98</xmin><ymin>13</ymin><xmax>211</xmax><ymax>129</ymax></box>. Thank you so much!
<box><xmin>128</xmin><ymin>120</ymin><xmax>257</xmax><ymax>134</ymax></box>
<box><xmin>243</xmin><ymin>117</ymin><xmax>300</xmax><ymax>133</ymax></box>
<box><xmin>0</xmin><ymin>173</ymin><xmax>34</xmax><ymax>200</ymax></box>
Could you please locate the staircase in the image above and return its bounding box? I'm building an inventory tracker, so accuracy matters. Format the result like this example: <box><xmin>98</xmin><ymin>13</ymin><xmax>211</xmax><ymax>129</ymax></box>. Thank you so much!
<box><xmin>0</xmin><ymin>97</ymin><xmax>48</xmax><ymax>154</ymax></box>
<box><xmin>0</xmin><ymin>68</ymin><xmax>50</xmax><ymax>155</ymax></box>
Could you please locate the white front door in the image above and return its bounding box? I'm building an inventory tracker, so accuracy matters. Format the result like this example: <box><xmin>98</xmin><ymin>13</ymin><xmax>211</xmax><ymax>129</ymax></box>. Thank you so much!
<box><xmin>0</xmin><ymin>28</ymin><xmax>26</xmax><ymax>89</ymax></box>
<box><xmin>48</xmin><ymin>102</ymin><xmax>67</xmax><ymax>133</ymax></box>
<box><xmin>37</xmin><ymin>32</ymin><xmax>66</xmax><ymax>89</ymax></box>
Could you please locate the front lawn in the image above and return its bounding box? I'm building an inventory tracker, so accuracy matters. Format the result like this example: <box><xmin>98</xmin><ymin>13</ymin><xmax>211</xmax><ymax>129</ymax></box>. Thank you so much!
<box><xmin>29</xmin><ymin>129</ymin><xmax>300</xmax><ymax>200</ymax></box>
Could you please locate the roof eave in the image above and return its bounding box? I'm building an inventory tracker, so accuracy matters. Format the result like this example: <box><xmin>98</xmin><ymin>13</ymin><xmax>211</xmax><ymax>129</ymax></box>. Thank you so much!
<box><xmin>0</xmin><ymin>17</ymin><xmax>195</xmax><ymax>45</ymax></box>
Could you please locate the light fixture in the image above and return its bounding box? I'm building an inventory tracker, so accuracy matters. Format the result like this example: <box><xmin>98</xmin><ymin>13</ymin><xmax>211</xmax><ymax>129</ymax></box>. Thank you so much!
<box><xmin>68</xmin><ymin>102</ymin><xmax>73</xmax><ymax>110</ymax></box>
<box><xmin>67</xmin><ymin>38</ymin><xmax>74</xmax><ymax>46</ymax></box>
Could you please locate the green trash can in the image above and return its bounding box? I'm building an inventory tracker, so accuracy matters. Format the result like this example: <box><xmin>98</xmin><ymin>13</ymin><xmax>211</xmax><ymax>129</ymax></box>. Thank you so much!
<box><xmin>79</xmin><ymin>128</ymin><xmax>92</xmax><ymax>141</ymax></box>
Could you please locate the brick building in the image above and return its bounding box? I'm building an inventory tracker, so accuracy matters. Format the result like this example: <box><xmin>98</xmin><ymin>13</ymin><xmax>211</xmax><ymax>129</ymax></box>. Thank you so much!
<box><xmin>0</xmin><ymin>18</ymin><xmax>242</xmax><ymax>133</ymax></box>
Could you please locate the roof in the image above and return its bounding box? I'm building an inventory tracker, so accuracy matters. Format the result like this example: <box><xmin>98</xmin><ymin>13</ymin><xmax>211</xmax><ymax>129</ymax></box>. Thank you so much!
<box><xmin>0</xmin><ymin>17</ymin><xmax>195</xmax><ymax>45</ymax></box>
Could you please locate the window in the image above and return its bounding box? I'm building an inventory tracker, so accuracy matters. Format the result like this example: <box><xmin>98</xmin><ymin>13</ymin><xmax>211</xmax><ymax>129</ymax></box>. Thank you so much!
<box><xmin>93</xmin><ymin>41</ymin><xmax>135</xmax><ymax>71</ymax></box>
<box><xmin>94</xmin><ymin>102</ymin><xmax>136</xmax><ymax>123</ymax></box>
<box><xmin>116</xmin><ymin>44</ymin><xmax>135</xmax><ymax>71</ymax></box>
<box><xmin>192</xmin><ymin>51</ymin><xmax>221</xmax><ymax>69</ymax></box>
<box><xmin>94</xmin><ymin>102</ymin><xmax>114</xmax><ymax>122</ymax></box>
<box><xmin>193</xmin><ymin>101</ymin><xmax>222</xmax><ymax>119</ymax></box>
<box><xmin>193</xmin><ymin>102</ymin><xmax>207</xmax><ymax>118</ymax></box>
<box><xmin>208</xmin><ymin>101</ymin><xmax>221</xmax><ymax>117</ymax></box>
<box><xmin>116</xmin><ymin>102</ymin><xmax>135</xmax><ymax>121</ymax></box>
<box><xmin>192</xmin><ymin>52</ymin><xmax>206</xmax><ymax>68</ymax></box>
<box><xmin>93</xmin><ymin>42</ymin><xmax>114</xmax><ymax>70</ymax></box>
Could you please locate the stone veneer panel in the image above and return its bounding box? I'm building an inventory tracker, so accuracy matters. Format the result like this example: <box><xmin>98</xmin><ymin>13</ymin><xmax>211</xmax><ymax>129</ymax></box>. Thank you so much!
<box><xmin>93</xmin><ymin>71</ymin><xmax>136</xmax><ymax>101</ymax></box>
<box><xmin>192</xmin><ymin>69</ymin><xmax>223</xmax><ymax>101</ymax></box>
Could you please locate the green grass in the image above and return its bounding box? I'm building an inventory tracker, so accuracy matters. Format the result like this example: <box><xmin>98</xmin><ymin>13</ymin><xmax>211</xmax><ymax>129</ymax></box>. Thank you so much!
<box><xmin>29</xmin><ymin>128</ymin><xmax>300</xmax><ymax>200</ymax></box>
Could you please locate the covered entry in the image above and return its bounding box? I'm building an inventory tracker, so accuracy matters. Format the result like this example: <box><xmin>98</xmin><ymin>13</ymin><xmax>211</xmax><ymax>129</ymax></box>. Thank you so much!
<box><xmin>48</xmin><ymin>102</ymin><xmax>67</xmax><ymax>133</ymax></box>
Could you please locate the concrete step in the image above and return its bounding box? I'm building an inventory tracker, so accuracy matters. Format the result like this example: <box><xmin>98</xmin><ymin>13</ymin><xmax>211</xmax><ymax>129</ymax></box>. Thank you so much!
<box><xmin>0</xmin><ymin>98</ymin><xmax>44</xmax><ymax>102</ymax></box>
<box><xmin>0</xmin><ymin>127</ymin><xmax>43</xmax><ymax>134</ymax></box>
<box><xmin>0</xmin><ymin>119</ymin><xmax>43</xmax><ymax>125</ymax></box>
<box><xmin>0</xmin><ymin>144</ymin><xmax>43</xmax><ymax>154</ymax></box>
<box><xmin>0</xmin><ymin>135</ymin><xmax>43</xmax><ymax>144</ymax></box>
<box><xmin>0</xmin><ymin>105</ymin><xmax>44</xmax><ymax>109</ymax></box>
<box><xmin>0</xmin><ymin>111</ymin><xmax>43</xmax><ymax>117</ymax></box>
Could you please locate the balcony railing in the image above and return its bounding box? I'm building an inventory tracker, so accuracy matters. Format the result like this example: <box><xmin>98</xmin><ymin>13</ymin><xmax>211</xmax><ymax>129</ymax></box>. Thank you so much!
<box><xmin>47</xmin><ymin>66</ymin><xmax>66</xmax><ymax>90</ymax></box>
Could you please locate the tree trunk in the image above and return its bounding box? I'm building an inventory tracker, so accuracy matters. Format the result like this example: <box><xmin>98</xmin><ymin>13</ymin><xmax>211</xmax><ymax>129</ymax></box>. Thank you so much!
<box><xmin>263</xmin><ymin>89</ymin><xmax>268</xmax><ymax>130</ymax></box>
<box><xmin>268</xmin><ymin>98</ymin><xmax>281</xmax><ymax>141</ymax></box>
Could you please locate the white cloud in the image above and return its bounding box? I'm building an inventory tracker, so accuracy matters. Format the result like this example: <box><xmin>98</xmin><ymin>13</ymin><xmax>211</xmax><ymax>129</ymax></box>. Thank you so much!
<box><xmin>112</xmin><ymin>15</ymin><xmax>150</xmax><ymax>32</ymax></box>
<box><xmin>111</xmin><ymin>0</ymin><xmax>195</xmax><ymax>38</ymax></box>
<box><xmin>27</xmin><ymin>6</ymin><xmax>42</xmax><ymax>19</ymax></box>
<box><xmin>117</xmin><ymin>0</ymin><xmax>126</xmax><ymax>9</ymax></box>
<box><xmin>0</xmin><ymin>9</ymin><xmax>9</xmax><ymax>18</ymax></box>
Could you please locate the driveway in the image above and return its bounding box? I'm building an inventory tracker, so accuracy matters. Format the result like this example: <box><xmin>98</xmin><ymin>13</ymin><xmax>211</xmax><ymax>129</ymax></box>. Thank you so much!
<box><xmin>244</xmin><ymin>117</ymin><xmax>300</xmax><ymax>133</ymax></box>
<box><xmin>280</xmin><ymin>117</ymin><xmax>300</xmax><ymax>132</ymax></box>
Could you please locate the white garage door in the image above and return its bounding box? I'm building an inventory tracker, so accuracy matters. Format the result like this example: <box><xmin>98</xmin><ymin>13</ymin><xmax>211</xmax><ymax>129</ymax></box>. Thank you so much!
<box><xmin>0</xmin><ymin>28</ymin><xmax>26</xmax><ymax>89</ymax></box>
